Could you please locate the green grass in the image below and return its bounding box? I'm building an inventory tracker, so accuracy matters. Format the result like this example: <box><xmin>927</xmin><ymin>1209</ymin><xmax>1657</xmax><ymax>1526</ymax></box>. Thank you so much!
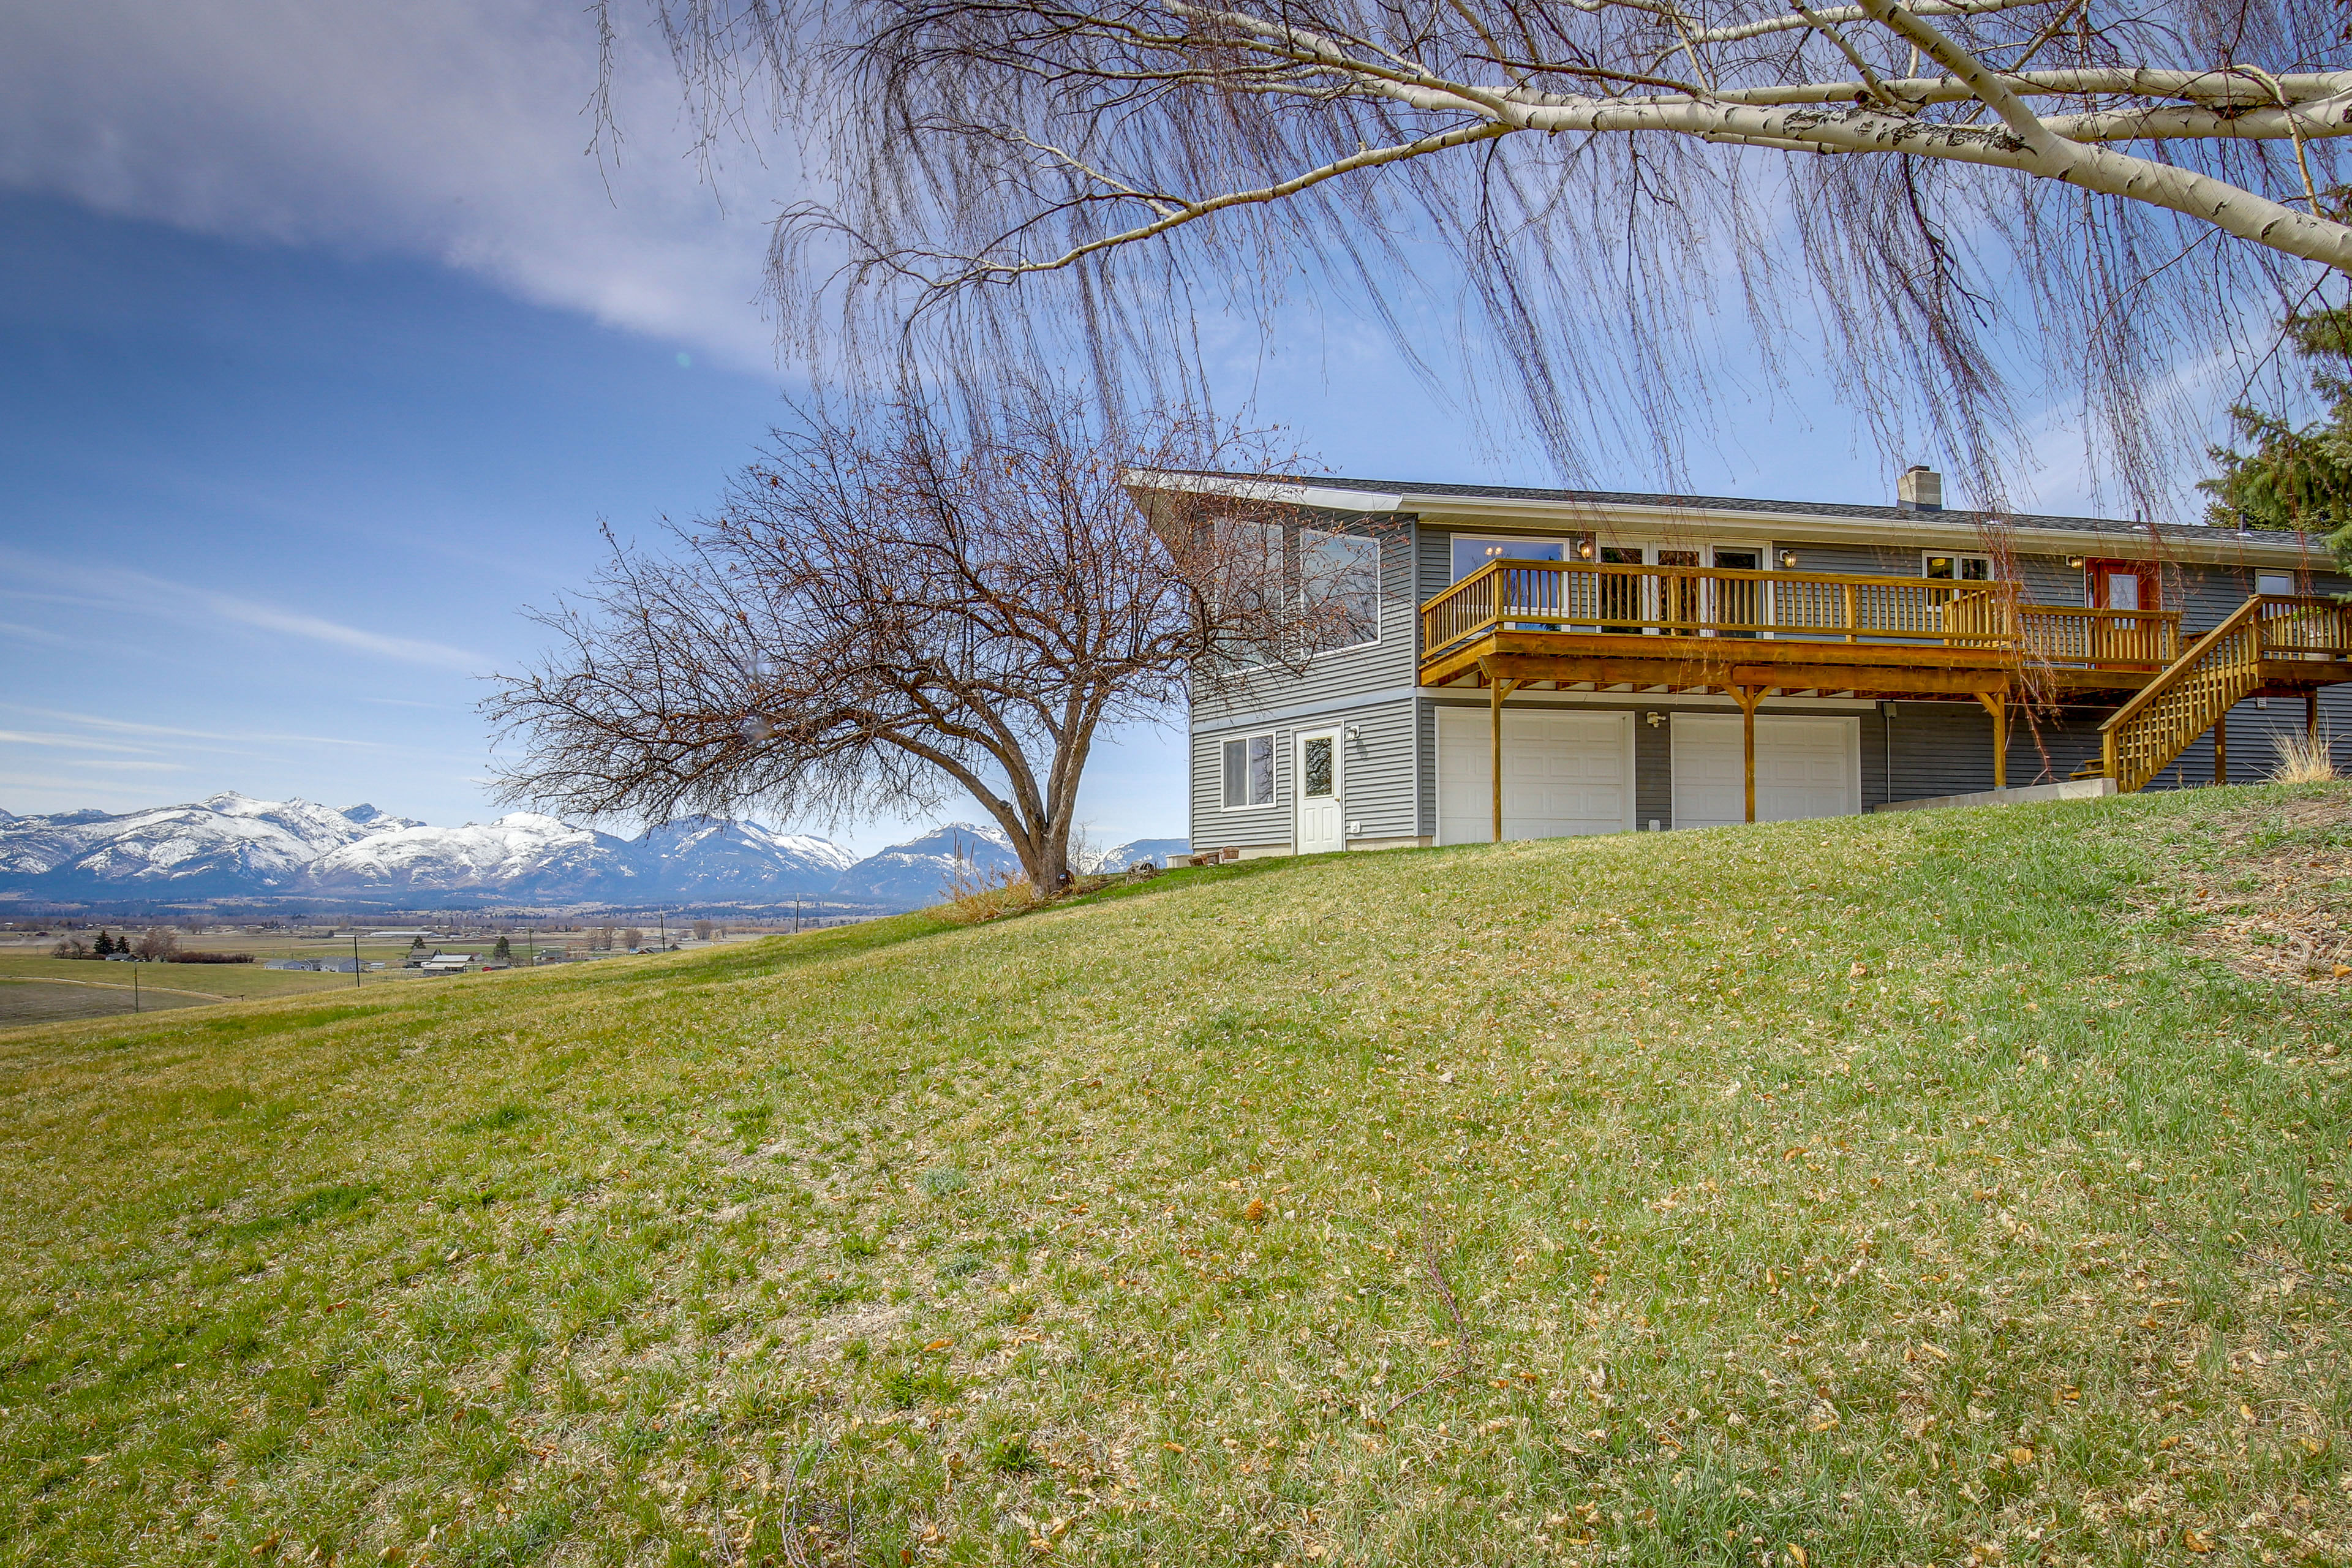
<box><xmin>6</xmin><ymin>785</ymin><xmax>2352</xmax><ymax>1566</ymax></box>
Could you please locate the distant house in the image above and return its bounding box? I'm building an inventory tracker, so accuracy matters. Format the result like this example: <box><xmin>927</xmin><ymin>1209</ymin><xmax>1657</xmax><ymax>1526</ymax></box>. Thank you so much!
<box><xmin>419</xmin><ymin>953</ymin><xmax>474</xmax><ymax>975</ymax></box>
<box><xmin>1121</xmin><ymin>465</ymin><xmax>2352</xmax><ymax>850</ymax></box>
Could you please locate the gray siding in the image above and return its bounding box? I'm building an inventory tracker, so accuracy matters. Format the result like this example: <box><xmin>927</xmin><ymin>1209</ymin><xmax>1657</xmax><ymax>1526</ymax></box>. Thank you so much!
<box><xmin>2016</xmin><ymin>553</ymin><xmax>2084</xmax><ymax>605</ymax></box>
<box><xmin>1191</xmin><ymin>514</ymin><xmax>1420</xmax><ymax>733</ymax></box>
<box><xmin>1189</xmin><ymin>696</ymin><xmax>1419</xmax><ymax>854</ymax></box>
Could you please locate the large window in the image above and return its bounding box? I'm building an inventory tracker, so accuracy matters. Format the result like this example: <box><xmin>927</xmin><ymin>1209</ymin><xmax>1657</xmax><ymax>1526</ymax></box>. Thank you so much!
<box><xmin>1221</xmin><ymin>733</ymin><xmax>1277</xmax><ymax>809</ymax></box>
<box><xmin>1300</xmin><ymin>528</ymin><xmax>1381</xmax><ymax>652</ymax></box>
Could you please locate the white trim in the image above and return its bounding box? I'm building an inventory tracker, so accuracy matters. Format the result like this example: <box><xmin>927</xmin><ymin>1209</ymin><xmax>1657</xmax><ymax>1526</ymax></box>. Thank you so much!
<box><xmin>1126</xmin><ymin>471</ymin><xmax>2328</xmax><ymax>568</ymax></box>
<box><xmin>1921</xmin><ymin>548</ymin><xmax>1996</xmax><ymax>581</ymax></box>
<box><xmin>1218</xmin><ymin>731</ymin><xmax>1281</xmax><ymax>810</ymax></box>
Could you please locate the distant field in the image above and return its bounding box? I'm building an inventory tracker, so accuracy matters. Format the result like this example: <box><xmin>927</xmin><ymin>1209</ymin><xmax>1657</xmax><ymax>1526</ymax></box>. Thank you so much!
<box><xmin>5</xmin><ymin>786</ymin><xmax>2351</xmax><ymax>1566</ymax></box>
<box><xmin>0</xmin><ymin>979</ymin><xmax>216</xmax><ymax>1027</ymax></box>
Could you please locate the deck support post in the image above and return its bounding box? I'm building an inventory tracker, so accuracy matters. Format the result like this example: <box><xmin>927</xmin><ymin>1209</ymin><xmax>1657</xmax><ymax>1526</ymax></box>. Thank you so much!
<box><xmin>1732</xmin><ymin>684</ymin><xmax>1768</xmax><ymax>823</ymax></box>
<box><xmin>1974</xmin><ymin>689</ymin><xmax>2009</xmax><ymax>790</ymax></box>
<box><xmin>2310</xmin><ymin>689</ymin><xmax>2321</xmax><ymax>737</ymax></box>
<box><xmin>1485</xmin><ymin>673</ymin><xmax>1522</xmax><ymax>843</ymax></box>
<box><xmin>2215</xmin><ymin>714</ymin><xmax>2228</xmax><ymax>785</ymax></box>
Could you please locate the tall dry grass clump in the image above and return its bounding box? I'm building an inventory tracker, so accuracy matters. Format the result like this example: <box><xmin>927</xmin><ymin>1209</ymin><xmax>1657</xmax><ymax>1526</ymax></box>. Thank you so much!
<box><xmin>941</xmin><ymin>860</ymin><xmax>1039</xmax><ymax>924</ymax></box>
<box><xmin>2271</xmin><ymin>728</ymin><xmax>2340</xmax><ymax>784</ymax></box>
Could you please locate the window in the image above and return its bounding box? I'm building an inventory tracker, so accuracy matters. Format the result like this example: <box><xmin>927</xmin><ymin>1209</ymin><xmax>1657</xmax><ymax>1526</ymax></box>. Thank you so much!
<box><xmin>1452</xmin><ymin>535</ymin><xmax>1573</xmax><ymax>581</ymax></box>
<box><xmin>1923</xmin><ymin>552</ymin><xmax>1993</xmax><ymax>581</ymax></box>
<box><xmin>1301</xmin><ymin>734</ymin><xmax>1335</xmax><ymax>798</ymax></box>
<box><xmin>1221</xmin><ymin>733</ymin><xmax>1276</xmax><ymax>809</ymax></box>
<box><xmin>2086</xmin><ymin>560</ymin><xmax>2160</xmax><ymax>611</ymax></box>
<box><xmin>2257</xmin><ymin>570</ymin><xmax>2298</xmax><ymax>597</ymax></box>
<box><xmin>1300</xmin><ymin>527</ymin><xmax>1381</xmax><ymax>652</ymax></box>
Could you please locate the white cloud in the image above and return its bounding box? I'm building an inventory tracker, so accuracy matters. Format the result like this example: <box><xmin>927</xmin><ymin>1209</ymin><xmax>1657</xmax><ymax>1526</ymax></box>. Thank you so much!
<box><xmin>0</xmin><ymin>0</ymin><xmax>791</xmax><ymax>374</ymax></box>
<box><xmin>0</xmin><ymin>549</ymin><xmax>489</xmax><ymax>671</ymax></box>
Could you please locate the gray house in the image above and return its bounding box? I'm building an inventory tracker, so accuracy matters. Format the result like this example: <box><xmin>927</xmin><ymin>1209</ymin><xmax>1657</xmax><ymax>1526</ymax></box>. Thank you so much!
<box><xmin>1126</xmin><ymin>468</ymin><xmax>2352</xmax><ymax>859</ymax></box>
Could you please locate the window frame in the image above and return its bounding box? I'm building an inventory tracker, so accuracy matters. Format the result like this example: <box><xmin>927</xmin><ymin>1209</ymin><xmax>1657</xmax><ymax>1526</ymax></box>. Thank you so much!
<box><xmin>1921</xmin><ymin>549</ymin><xmax>1995</xmax><ymax>582</ymax></box>
<box><xmin>1298</xmin><ymin>525</ymin><xmax>1384</xmax><ymax>656</ymax></box>
<box><xmin>1219</xmin><ymin>731</ymin><xmax>1280</xmax><ymax>811</ymax></box>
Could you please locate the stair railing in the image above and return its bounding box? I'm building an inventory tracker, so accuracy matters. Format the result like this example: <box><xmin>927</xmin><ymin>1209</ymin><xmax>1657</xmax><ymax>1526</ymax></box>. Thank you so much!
<box><xmin>2097</xmin><ymin>595</ymin><xmax>2345</xmax><ymax>792</ymax></box>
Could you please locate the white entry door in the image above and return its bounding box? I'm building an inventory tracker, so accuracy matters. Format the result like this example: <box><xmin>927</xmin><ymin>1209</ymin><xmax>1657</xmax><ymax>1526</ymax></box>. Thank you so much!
<box><xmin>1294</xmin><ymin>729</ymin><xmax>1345</xmax><ymax>854</ymax></box>
<box><xmin>1436</xmin><ymin>708</ymin><xmax>1635</xmax><ymax>845</ymax></box>
<box><xmin>1672</xmin><ymin>714</ymin><xmax>1860</xmax><ymax>829</ymax></box>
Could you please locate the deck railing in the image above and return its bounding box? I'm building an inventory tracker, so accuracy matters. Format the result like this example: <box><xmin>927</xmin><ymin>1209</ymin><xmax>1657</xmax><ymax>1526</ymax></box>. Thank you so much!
<box><xmin>2019</xmin><ymin>606</ymin><xmax>2182</xmax><ymax>668</ymax></box>
<box><xmin>2097</xmin><ymin>596</ymin><xmax>2352</xmax><ymax>791</ymax></box>
<box><xmin>1421</xmin><ymin>559</ymin><xmax>2018</xmax><ymax>656</ymax></box>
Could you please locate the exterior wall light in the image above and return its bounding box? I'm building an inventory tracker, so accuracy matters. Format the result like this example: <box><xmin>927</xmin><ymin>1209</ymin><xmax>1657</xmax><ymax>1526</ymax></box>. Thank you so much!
<box><xmin>1575</xmin><ymin>539</ymin><xmax>1596</xmax><ymax>559</ymax></box>
<box><xmin>2065</xmin><ymin>556</ymin><xmax>2086</xmax><ymax>569</ymax></box>
<box><xmin>1778</xmin><ymin>549</ymin><xmax>1800</xmax><ymax>568</ymax></box>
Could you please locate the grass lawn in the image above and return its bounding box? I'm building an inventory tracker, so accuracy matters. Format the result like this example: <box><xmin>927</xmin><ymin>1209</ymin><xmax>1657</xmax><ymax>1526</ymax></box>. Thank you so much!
<box><xmin>5</xmin><ymin>784</ymin><xmax>2351</xmax><ymax>1567</ymax></box>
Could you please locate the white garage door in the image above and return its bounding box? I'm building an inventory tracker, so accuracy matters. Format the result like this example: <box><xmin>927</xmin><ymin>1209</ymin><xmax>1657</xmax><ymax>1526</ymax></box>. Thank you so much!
<box><xmin>1672</xmin><ymin>714</ymin><xmax>1860</xmax><ymax>829</ymax></box>
<box><xmin>1437</xmin><ymin>707</ymin><xmax>1635</xmax><ymax>845</ymax></box>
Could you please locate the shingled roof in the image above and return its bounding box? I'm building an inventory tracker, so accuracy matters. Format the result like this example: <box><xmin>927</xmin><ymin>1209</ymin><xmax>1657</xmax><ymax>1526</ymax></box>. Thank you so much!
<box><xmin>1135</xmin><ymin>468</ymin><xmax>2324</xmax><ymax>548</ymax></box>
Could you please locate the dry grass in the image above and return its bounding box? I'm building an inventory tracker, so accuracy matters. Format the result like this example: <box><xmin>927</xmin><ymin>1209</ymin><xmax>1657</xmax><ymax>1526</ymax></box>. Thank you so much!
<box><xmin>6</xmin><ymin>786</ymin><xmax>2352</xmax><ymax>1567</ymax></box>
<box><xmin>941</xmin><ymin>862</ymin><xmax>1041</xmax><ymax>925</ymax></box>
<box><xmin>2139</xmin><ymin>791</ymin><xmax>2352</xmax><ymax>990</ymax></box>
<box><xmin>2271</xmin><ymin>729</ymin><xmax>2342</xmax><ymax>785</ymax></box>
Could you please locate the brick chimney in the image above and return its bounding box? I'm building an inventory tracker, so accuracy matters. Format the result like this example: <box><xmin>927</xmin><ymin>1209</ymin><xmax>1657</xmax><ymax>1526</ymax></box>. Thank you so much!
<box><xmin>1896</xmin><ymin>466</ymin><xmax>1942</xmax><ymax>511</ymax></box>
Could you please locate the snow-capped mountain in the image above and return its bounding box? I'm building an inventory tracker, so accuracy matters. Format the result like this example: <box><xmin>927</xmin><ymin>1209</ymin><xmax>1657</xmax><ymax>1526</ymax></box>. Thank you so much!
<box><xmin>1095</xmin><ymin>837</ymin><xmax>1191</xmax><ymax>871</ymax></box>
<box><xmin>0</xmin><ymin>793</ymin><xmax>1179</xmax><ymax>910</ymax></box>
<box><xmin>627</xmin><ymin>818</ymin><xmax>859</xmax><ymax>899</ymax></box>
<box><xmin>307</xmin><ymin>812</ymin><xmax>638</xmax><ymax>896</ymax></box>
<box><xmin>0</xmin><ymin>794</ymin><xmax>862</xmax><ymax>907</ymax></box>
<box><xmin>0</xmin><ymin>793</ymin><xmax>415</xmax><ymax>897</ymax></box>
<box><xmin>829</xmin><ymin>821</ymin><xmax>1025</xmax><ymax>905</ymax></box>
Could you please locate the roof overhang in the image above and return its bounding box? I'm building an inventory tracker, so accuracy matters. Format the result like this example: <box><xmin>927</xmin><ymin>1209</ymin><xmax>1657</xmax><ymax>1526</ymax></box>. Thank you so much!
<box><xmin>1121</xmin><ymin>469</ymin><xmax>2332</xmax><ymax>568</ymax></box>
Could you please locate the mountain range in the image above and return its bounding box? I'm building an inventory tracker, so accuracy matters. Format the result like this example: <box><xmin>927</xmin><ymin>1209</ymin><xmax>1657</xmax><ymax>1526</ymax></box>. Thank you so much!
<box><xmin>0</xmin><ymin>793</ymin><xmax>1186</xmax><ymax>912</ymax></box>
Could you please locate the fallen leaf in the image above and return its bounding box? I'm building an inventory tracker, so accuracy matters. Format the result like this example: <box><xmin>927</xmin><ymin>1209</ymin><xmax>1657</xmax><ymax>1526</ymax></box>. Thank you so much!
<box><xmin>924</xmin><ymin>1339</ymin><xmax>954</xmax><ymax>1351</ymax></box>
<box><xmin>1787</xmin><ymin>1545</ymin><xmax>1809</xmax><ymax>1567</ymax></box>
<box><xmin>2010</xmin><ymin>1446</ymin><xmax>2035</xmax><ymax>1465</ymax></box>
<box><xmin>2184</xmin><ymin>1529</ymin><xmax>2214</xmax><ymax>1553</ymax></box>
<box><xmin>1242</xmin><ymin>1198</ymin><xmax>1268</xmax><ymax>1224</ymax></box>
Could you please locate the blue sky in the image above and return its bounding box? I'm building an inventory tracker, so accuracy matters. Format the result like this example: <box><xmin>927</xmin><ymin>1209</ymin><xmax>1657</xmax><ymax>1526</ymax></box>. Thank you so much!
<box><xmin>0</xmin><ymin>1</ymin><xmax>2169</xmax><ymax>851</ymax></box>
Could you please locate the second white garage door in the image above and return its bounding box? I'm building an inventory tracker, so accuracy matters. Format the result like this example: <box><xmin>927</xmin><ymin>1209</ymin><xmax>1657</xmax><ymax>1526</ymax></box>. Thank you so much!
<box><xmin>1436</xmin><ymin>707</ymin><xmax>1635</xmax><ymax>845</ymax></box>
<box><xmin>1672</xmin><ymin>714</ymin><xmax>1860</xmax><ymax>829</ymax></box>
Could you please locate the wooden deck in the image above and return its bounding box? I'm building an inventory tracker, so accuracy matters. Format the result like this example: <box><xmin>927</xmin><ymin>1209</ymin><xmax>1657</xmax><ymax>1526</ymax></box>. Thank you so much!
<box><xmin>1420</xmin><ymin>564</ymin><xmax>2352</xmax><ymax>829</ymax></box>
<box><xmin>1419</xmin><ymin>559</ymin><xmax>2198</xmax><ymax>697</ymax></box>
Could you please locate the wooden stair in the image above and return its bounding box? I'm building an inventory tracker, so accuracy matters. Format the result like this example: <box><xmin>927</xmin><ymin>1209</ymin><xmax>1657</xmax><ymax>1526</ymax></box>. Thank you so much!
<box><xmin>2094</xmin><ymin>597</ymin><xmax>2352</xmax><ymax>793</ymax></box>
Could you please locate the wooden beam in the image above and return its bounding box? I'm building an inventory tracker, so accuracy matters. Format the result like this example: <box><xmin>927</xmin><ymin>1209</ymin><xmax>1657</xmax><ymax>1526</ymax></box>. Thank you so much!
<box><xmin>1421</xmin><ymin>629</ymin><xmax>2024</xmax><ymax>691</ymax></box>
<box><xmin>1726</xmin><ymin>663</ymin><xmax>2010</xmax><ymax>696</ymax></box>
<box><xmin>1732</xmin><ymin>684</ymin><xmax>1768</xmax><ymax>823</ymax></box>
<box><xmin>2215</xmin><ymin>712</ymin><xmax>2227</xmax><ymax>785</ymax></box>
<box><xmin>1974</xmin><ymin>689</ymin><xmax>2008</xmax><ymax>790</ymax></box>
<box><xmin>1460</xmin><ymin>651</ymin><xmax>2015</xmax><ymax>699</ymax></box>
<box><xmin>2310</xmin><ymin>688</ymin><xmax>2321</xmax><ymax>737</ymax></box>
<box><xmin>1479</xmin><ymin>666</ymin><xmax>1522</xmax><ymax>845</ymax></box>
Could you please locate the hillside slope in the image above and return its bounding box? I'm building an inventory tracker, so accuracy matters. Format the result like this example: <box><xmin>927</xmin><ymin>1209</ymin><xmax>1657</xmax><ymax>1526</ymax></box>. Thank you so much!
<box><xmin>6</xmin><ymin>786</ymin><xmax>2352</xmax><ymax>1566</ymax></box>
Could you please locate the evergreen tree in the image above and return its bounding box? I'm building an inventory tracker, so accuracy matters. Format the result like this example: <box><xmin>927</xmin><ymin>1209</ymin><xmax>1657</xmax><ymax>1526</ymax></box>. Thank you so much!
<box><xmin>2200</xmin><ymin>307</ymin><xmax>2352</xmax><ymax>566</ymax></box>
<box><xmin>93</xmin><ymin>930</ymin><xmax>115</xmax><ymax>956</ymax></box>
<box><xmin>492</xmin><ymin>935</ymin><xmax>511</xmax><ymax>960</ymax></box>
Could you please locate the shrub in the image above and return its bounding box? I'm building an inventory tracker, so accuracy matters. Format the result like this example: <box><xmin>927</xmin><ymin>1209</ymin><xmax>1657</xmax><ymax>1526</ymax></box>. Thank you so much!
<box><xmin>168</xmin><ymin>952</ymin><xmax>254</xmax><ymax>964</ymax></box>
<box><xmin>2271</xmin><ymin>728</ymin><xmax>2340</xmax><ymax>783</ymax></box>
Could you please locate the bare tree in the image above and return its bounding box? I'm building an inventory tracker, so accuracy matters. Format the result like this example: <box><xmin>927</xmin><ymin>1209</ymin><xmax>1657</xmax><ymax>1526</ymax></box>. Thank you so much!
<box><xmin>624</xmin><ymin>927</ymin><xmax>647</xmax><ymax>951</ymax></box>
<box><xmin>489</xmin><ymin>390</ymin><xmax>1371</xmax><ymax>894</ymax></box>
<box><xmin>636</xmin><ymin>0</ymin><xmax>2352</xmax><ymax>508</ymax></box>
<box><xmin>133</xmin><ymin>927</ymin><xmax>179</xmax><ymax>961</ymax></box>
